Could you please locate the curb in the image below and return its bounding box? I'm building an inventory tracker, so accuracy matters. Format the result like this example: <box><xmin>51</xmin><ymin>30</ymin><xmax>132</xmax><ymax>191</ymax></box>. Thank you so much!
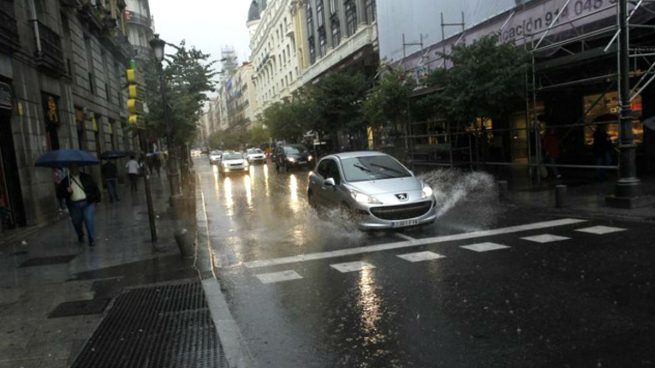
<box><xmin>194</xmin><ymin>175</ymin><xmax>256</xmax><ymax>368</ymax></box>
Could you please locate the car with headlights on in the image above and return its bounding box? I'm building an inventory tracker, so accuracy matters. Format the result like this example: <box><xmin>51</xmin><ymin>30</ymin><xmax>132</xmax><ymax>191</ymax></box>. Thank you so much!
<box><xmin>273</xmin><ymin>144</ymin><xmax>313</xmax><ymax>171</ymax></box>
<box><xmin>219</xmin><ymin>152</ymin><xmax>249</xmax><ymax>174</ymax></box>
<box><xmin>245</xmin><ymin>148</ymin><xmax>266</xmax><ymax>164</ymax></box>
<box><xmin>209</xmin><ymin>150</ymin><xmax>222</xmax><ymax>165</ymax></box>
<box><xmin>307</xmin><ymin>152</ymin><xmax>437</xmax><ymax>230</ymax></box>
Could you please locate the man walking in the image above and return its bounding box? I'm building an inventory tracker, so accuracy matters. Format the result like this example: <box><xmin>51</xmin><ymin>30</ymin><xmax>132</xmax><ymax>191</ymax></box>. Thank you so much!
<box><xmin>125</xmin><ymin>155</ymin><xmax>141</xmax><ymax>192</ymax></box>
<box><xmin>101</xmin><ymin>160</ymin><xmax>119</xmax><ymax>202</ymax></box>
<box><xmin>57</xmin><ymin>165</ymin><xmax>101</xmax><ymax>247</ymax></box>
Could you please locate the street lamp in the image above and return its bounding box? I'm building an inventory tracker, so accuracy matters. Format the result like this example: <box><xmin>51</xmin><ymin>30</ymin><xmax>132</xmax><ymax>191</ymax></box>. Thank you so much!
<box><xmin>149</xmin><ymin>34</ymin><xmax>181</xmax><ymax>200</ymax></box>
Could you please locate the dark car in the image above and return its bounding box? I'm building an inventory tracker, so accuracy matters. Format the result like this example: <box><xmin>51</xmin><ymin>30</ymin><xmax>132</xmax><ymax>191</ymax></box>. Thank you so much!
<box><xmin>273</xmin><ymin>144</ymin><xmax>313</xmax><ymax>172</ymax></box>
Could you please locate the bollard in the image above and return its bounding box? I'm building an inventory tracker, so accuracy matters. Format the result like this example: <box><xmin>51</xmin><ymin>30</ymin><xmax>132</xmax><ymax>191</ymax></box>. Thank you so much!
<box><xmin>497</xmin><ymin>180</ymin><xmax>509</xmax><ymax>200</ymax></box>
<box><xmin>555</xmin><ymin>184</ymin><xmax>567</xmax><ymax>208</ymax></box>
<box><xmin>174</xmin><ymin>228</ymin><xmax>195</xmax><ymax>258</ymax></box>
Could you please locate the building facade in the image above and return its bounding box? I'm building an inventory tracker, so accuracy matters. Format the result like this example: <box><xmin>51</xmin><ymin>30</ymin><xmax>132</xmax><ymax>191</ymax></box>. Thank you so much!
<box><xmin>124</xmin><ymin>0</ymin><xmax>154</xmax><ymax>62</ymax></box>
<box><xmin>378</xmin><ymin>0</ymin><xmax>655</xmax><ymax>176</ymax></box>
<box><xmin>0</xmin><ymin>0</ymin><xmax>136</xmax><ymax>231</ymax></box>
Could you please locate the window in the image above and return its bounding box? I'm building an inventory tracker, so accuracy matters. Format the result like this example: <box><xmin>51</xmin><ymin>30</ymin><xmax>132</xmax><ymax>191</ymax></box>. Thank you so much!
<box><xmin>345</xmin><ymin>0</ymin><xmax>357</xmax><ymax>36</ymax></box>
<box><xmin>316</xmin><ymin>0</ymin><xmax>324</xmax><ymax>28</ymax></box>
<box><xmin>364</xmin><ymin>0</ymin><xmax>375</xmax><ymax>23</ymax></box>
<box><xmin>331</xmin><ymin>17</ymin><xmax>341</xmax><ymax>46</ymax></box>
<box><xmin>319</xmin><ymin>28</ymin><xmax>327</xmax><ymax>56</ymax></box>
<box><xmin>329</xmin><ymin>0</ymin><xmax>337</xmax><ymax>15</ymax></box>
<box><xmin>308</xmin><ymin>36</ymin><xmax>316</xmax><ymax>64</ymax></box>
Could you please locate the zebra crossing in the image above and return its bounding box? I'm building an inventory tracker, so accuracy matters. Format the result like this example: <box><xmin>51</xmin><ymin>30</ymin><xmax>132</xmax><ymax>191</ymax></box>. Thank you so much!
<box><xmin>248</xmin><ymin>220</ymin><xmax>628</xmax><ymax>284</ymax></box>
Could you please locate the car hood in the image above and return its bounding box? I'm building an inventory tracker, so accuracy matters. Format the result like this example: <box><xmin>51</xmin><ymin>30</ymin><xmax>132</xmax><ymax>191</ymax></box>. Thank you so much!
<box><xmin>346</xmin><ymin>177</ymin><xmax>422</xmax><ymax>195</ymax></box>
<box><xmin>223</xmin><ymin>159</ymin><xmax>245</xmax><ymax>164</ymax></box>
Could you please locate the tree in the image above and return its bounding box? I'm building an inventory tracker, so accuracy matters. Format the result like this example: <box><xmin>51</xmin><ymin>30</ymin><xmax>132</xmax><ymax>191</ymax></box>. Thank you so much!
<box><xmin>144</xmin><ymin>41</ymin><xmax>217</xmax><ymax>146</ymax></box>
<box><xmin>248</xmin><ymin>125</ymin><xmax>270</xmax><ymax>146</ymax></box>
<box><xmin>262</xmin><ymin>93</ymin><xmax>313</xmax><ymax>142</ymax></box>
<box><xmin>309</xmin><ymin>72</ymin><xmax>369</xmax><ymax>141</ymax></box>
<box><xmin>422</xmin><ymin>36</ymin><xmax>529</xmax><ymax>125</ymax></box>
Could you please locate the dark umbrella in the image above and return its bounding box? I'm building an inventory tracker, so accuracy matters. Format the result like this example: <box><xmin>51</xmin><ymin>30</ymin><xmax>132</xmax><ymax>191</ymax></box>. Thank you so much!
<box><xmin>100</xmin><ymin>150</ymin><xmax>132</xmax><ymax>160</ymax></box>
<box><xmin>34</xmin><ymin>149</ymin><xmax>99</xmax><ymax>168</ymax></box>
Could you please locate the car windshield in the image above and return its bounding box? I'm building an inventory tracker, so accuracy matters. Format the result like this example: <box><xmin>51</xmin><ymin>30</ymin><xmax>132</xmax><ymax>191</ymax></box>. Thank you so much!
<box><xmin>210</xmin><ymin>150</ymin><xmax>221</xmax><ymax>155</ymax></box>
<box><xmin>341</xmin><ymin>155</ymin><xmax>411</xmax><ymax>182</ymax></box>
<box><xmin>247</xmin><ymin>148</ymin><xmax>263</xmax><ymax>154</ymax></box>
<box><xmin>284</xmin><ymin>146</ymin><xmax>306</xmax><ymax>155</ymax></box>
<box><xmin>222</xmin><ymin>153</ymin><xmax>242</xmax><ymax>160</ymax></box>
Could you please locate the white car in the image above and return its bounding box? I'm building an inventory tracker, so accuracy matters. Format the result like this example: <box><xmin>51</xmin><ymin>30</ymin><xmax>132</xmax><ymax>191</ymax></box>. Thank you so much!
<box><xmin>220</xmin><ymin>152</ymin><xmax>249</xmax><ymax>173</ymax></box>
<box><xmin>245</xmin><ymin>148</ymin><xmax>266</xmax><ymax>164</ymax></box>
<box><xmin>209</xmin><ymin>150</ymin><xmax>222</xmax><ymax>165</ymax></box>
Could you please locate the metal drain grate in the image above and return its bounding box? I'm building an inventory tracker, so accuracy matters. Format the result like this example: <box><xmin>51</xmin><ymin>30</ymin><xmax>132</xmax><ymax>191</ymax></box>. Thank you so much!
<box><xmin>71</xmin><ymin>280</ymin><xmax>226</xmax><ymax>368</ymax></box>
<box><xmin>20</xmin><ymin>254</ymin><xmax>77</xmax><ymax>267</ymax></box>
<box><xmin>48</xmin><ymin>298</ymin><xmax>110</xmax><ymax>318</ymax></box>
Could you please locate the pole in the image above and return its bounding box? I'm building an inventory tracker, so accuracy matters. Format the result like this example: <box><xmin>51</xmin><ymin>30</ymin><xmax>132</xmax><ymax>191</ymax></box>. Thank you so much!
<box><xmin>138</xmin><ymin>130</ymin><xmax>157</xmax><ymax>242</ymax></box>
<box><xmin>158</xmin><ymin>63</ymin><xmax>181</xmax><ymax>200</ymax></box>
<box><xmin>608</xmin><ymin>0</ymin><xmax>642</xmax><ymax>206</ymax></box>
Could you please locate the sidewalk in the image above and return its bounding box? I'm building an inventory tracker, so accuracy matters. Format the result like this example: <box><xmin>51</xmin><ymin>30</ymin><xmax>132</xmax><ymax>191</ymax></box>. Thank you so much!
<box><xmin>0</xmin><ymin>174</ymin><xmax>222</xmax><ymax>368</ymax></box>
<box><xmin>506</xmin><ymin>175</ymin><xmax>655</xmax><ymax>222</ymax></box>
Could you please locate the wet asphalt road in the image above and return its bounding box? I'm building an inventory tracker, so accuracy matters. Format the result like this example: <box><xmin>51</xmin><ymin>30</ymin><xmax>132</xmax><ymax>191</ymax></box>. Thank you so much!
<box><xmin>196</xmin><ymin>158</ymin><xmax>655</xmax><ymax>368</ymax></box>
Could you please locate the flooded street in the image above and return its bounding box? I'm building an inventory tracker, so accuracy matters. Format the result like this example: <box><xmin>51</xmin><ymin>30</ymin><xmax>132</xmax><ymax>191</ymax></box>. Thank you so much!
<box><xmin>196</xmin><ymin>158</ymin><xmax>655</xmax><ymax>368</ymax></box>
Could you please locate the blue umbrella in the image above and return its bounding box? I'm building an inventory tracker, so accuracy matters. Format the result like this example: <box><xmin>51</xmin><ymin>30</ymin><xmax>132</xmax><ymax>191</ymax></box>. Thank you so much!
<box><xmin>34</xmin><ymin>149</ymin><xmax>99</xmax><ymax>168</ymax></box>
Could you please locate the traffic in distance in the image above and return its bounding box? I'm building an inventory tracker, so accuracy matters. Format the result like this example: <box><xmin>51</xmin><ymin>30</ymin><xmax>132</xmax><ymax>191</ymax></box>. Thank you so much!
<box><xmin>201</xmin><ymin>144</ymin><xmax>436</xmax><ymax>230</ymax></box>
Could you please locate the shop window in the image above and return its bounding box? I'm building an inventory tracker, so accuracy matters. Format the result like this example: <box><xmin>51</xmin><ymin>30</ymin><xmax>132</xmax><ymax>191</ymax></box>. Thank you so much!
<box><xmin>583</xmin><ymin>91</ymin><xmax>643</xmax><ymax>145</ymax></box>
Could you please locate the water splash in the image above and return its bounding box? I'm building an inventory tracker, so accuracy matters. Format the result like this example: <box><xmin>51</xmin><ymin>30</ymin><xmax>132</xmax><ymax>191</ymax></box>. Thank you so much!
<box><xmin>419</xmin><ymin>169</ymin><xmax>500</xmax><ymax>230</ymax></box>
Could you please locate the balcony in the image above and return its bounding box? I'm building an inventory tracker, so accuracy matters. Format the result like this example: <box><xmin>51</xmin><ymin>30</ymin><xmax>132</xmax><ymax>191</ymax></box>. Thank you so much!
<box><xmin>0</xmin><ymin>0</ymin><xmax>19</xmax><ymax>53</ymax></box>
<box><xmin>35</xmin><ymin>21</ymin><xmax>66</xmax><ymax>76</ymax></box>
<box><xmin>125</xmin><ymin>12</ymin><xmax>151</xmax><ymax>28</ymax></box>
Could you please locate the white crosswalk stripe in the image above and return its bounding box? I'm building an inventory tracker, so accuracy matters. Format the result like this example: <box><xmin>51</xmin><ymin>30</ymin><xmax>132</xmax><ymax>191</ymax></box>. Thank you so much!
<box><xmin>521</xmin><ymin>234</ymin><xmax>570</xmax><ymax>243</ymax></box>
<box><xmin>330</xmin><ymin>261</ymin><xmax>375</xmax><ymax>273</ymax></box>
<box><xmin>256</xmin><ymin>270</ymin><xmax>303</xmax><ymax>284</ymax></box>
<box><xmin>575</xmin><ymin>225</ymin><xmax>627</xmax><ymax>235</ymax></box>
<box><xmin>460</xmin><ymin>242</ymin><xmax>510</xmax><ymax>252</ymax></box>
<box><xmin>397</xmin><ymin>251</ymin><xmax>445</xmax><ymax>263</ymax></box>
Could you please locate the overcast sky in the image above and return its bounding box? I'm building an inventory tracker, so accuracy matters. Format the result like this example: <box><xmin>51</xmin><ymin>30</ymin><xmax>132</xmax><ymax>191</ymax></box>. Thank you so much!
<box><xmin>149</xmin><ymin>0</ymin><xmax>252</xmax><ymax>68</ymax></box>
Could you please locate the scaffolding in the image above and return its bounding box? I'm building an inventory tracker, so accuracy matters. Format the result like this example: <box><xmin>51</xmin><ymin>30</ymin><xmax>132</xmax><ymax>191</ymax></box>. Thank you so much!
<box><xmin>404</xmin><ymin>0</ymin><xmax>655</xmax><ymax>183</ymax></box>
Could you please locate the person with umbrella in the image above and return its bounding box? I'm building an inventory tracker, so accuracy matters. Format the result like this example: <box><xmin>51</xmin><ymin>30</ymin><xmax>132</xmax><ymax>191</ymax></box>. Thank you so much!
<box><xmin>56</xmin><ymin>164</ymin><xmax>101</xmax><ymax>247</ymax></box>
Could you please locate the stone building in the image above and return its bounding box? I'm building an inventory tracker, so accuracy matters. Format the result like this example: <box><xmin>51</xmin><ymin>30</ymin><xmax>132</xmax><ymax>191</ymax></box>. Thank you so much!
<box><xmin>0</xmin><ymin>0</ymin><xmax>135</xmax><ymax>230</ymax></box>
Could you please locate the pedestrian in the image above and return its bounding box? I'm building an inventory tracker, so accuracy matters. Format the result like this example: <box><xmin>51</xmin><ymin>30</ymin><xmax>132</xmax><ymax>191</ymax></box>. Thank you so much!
<box><xmin>542</xmin><ymin>128</ymin><xmax>562</xmax><ymax>179</ymax></box>
<box><xmin>101</xmin><ymin>160</ymin><xmax>119</xmax><ymax>203</ymax></box>
<box><xmin>53</xmin><ymin>168</ymin><xmax>68</xmax><ymax>213</ymax></box>
<box><xmin>57</xmin><ymin>164</ymin><xmax>101</xmax><ymax>247</ymax></box>
<box><xmin>593</xmin><ymin>125</ymin><xmax>612</xmax><ymax>180</ymax></box>
<box><xmin>153</xmin><ymin>154</ymin><xmax>161</xmax><ymax>176</ymax></box>
<box><xmin>146</xmin><ymin>155</ymin><xmax>155</xmax><ymax>174</ymax></box>
<box><xmin>125</xmin><ymin>155</ymin><xmax>141</xmax><ymax>192</ymax></box>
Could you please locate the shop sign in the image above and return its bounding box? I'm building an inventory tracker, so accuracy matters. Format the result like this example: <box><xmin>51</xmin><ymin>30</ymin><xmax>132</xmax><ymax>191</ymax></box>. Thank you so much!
<box><xmin>0</xmin><ymin>82</ymin><xmax>12</xmax><ymax>111</ymax></box>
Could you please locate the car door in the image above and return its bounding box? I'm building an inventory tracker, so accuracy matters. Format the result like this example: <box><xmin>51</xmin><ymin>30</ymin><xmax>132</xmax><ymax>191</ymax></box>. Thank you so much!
<box><xmin>321</xmin><ymin>159</ymin><xmax>343</xmax><ymax>207</ymax></box>
<box><xmin>311</xmin><ymin>158</ymin><xmax>331</xmax><ymax>206</ymax></box>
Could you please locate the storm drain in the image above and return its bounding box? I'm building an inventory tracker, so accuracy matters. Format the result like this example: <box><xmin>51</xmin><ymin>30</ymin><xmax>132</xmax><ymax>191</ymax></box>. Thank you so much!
<box><xmin>48</xmin><ymin>298</ymin><xmax>110</xmax><ymax>318</ymax></box>
<box><xmin>20</xmin><ymin>254</ymin><xmax>77</xmax><ymax>267</ymax></box>
<box><xmin>71</xmin><ymin>280</ymin><xmax>227</xmax><ymax>368</ymax></box>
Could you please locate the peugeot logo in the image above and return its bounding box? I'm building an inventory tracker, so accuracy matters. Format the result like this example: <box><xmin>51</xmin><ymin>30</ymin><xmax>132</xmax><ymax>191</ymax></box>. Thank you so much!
<box><xmin>395</xmin><ymin>193</ymin><xmax>408</xmax><ymax>201</ymax></box>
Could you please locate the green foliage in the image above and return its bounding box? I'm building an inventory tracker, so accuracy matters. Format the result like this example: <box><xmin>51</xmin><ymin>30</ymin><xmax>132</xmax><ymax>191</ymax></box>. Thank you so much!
<box><xmin>262</xmin><ymin>92</ymin><xmax>314</xmax><ymax>142</ymax></box>
<box><xmin>144</xmin><ymin>40</ymin><xmax>216</xmax><ymax>145</ymax></box>
<box><xmin>362</xmin><ymin>67</ymin><xmax>416</xmax><ymax>127</ymax></box>
<box><xmin>309</xmin><ymin>72</ymin><xmax>369</xmax><ymax>135</ymax></box>
<box><xmin>248</xmin><ymin>125</ymin><xmax>271</xmax><ymax>146</ymax></box>
<box><xmin>421</xmin><ymin>36</ymin><xmax>529</xmax><ymax>124</ymax></box>
<box><xmin>208</xmin><ymin>128</ymin><xmax>247</xmax><ymax>150</ymax></box>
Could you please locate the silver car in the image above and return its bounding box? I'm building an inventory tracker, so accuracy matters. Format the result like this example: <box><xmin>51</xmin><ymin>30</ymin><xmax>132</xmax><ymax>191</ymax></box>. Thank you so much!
<box><xmin>220</xmin><ymin>152</ymin><xmax>249</xmax><ymax>173</ymax></box>
<box><xmin>307</xmin><ymin>152</ymin><xmax>437</xmax><ymax>230</ymax></box>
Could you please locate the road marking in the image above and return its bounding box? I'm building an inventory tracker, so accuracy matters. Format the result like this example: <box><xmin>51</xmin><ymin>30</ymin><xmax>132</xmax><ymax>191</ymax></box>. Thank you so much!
<box><xmin>397</xmin><ymin>251</ymin><xmax>445</xmax><ymax>263</ymax></box>
<box><xmin>521</xmin><ymin>234</ymin><xmax>570</xmax><ymax>243</ymax></box>
<box><xmin>330</xmin><ymin>261</ymin><xmax>375</xmax><ymax>273</ymax></box>
<box><xmin>395</xmin><ymin>233</ymin><xmax>416</xmax><ymax>241</ymax></box>
<box><xmin>255</xmin><ymin>270</ymin><xmax>303</xmax><ymax>284</ymax></box>
<box><xmin>243</xmin><ymin>218</ymin><xmax>587</xmax><ymax>269</ymax></box>
<box><xmin>575</xmin><ymin>225</ymin><xmax>626</xmax><ymax>235</ymax></box>
<box><xmin>460</xmin><ymin>242</ymin><xmax>510</xmax><ymax>252</ymax></box>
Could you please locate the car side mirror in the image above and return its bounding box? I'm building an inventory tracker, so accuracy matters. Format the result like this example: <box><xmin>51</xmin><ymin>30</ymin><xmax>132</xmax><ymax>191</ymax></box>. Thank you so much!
<box><xmin>323</xmin><ymin>178</ymin><xmax>336</xmax><ymax>187</ymax></box>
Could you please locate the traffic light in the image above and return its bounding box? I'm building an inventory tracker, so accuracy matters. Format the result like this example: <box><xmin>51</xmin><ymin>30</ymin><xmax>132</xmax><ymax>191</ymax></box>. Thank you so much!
<box><xmin>126</xmin><ymin>60</ymin><xmax>145</xmax><ymax>129</ymax></box>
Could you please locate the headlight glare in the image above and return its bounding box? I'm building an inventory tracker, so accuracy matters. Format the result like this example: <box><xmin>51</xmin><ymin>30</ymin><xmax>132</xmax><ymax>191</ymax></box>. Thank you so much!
<box><xmin>350</xmin><ymin>189</ymin><xmax>382</xmax><ymax>204</ymax></box>
<box><xmin>422</xmin><ymin>184</ymin><xmax>434</xmax><ymax>198</ymax></box>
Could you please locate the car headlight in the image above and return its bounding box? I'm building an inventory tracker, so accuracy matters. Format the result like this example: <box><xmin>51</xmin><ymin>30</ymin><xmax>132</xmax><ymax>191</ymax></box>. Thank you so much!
<box><xmin>349</xmin><ymin>189</ymin><xmax>382</xmax><ymax>204</ymax></box>
<box><xmin>308</xmin><ymin>155</ymin><xmax>313</xmax><ymax>161</ymax></box>
<box><xmin>422</xmin><ymin>183</ymin><xmax>434</xmax><ymax>199</ymax></box>
<box><xmin>287</xmin><ymin>157</ymin><xmax>296</xmax><ymax>163</ymax></box>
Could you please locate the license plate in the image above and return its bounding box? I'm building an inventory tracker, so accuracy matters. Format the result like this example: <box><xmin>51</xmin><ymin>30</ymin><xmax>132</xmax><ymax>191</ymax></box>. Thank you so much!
<box><xmin>392</xmin><ymin>219</ymin><xmax>420</xmax><ymax>228</ymax></box>
<box><xmin>299</xmin><ymin>161</ymin><xmax>307</xmax><ymax>164</ymax></box>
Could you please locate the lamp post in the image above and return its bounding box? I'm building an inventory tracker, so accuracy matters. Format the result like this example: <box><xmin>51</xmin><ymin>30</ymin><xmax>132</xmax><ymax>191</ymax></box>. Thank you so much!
<box><xmin>149</xmin><ymin>34</ymin><xmax>181</xmax><ymax>200</ymax></box>
<box><xmin>607</xmin><ymin>0</ymin><xmax>642</xmax><ymax>208</ymax></box>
